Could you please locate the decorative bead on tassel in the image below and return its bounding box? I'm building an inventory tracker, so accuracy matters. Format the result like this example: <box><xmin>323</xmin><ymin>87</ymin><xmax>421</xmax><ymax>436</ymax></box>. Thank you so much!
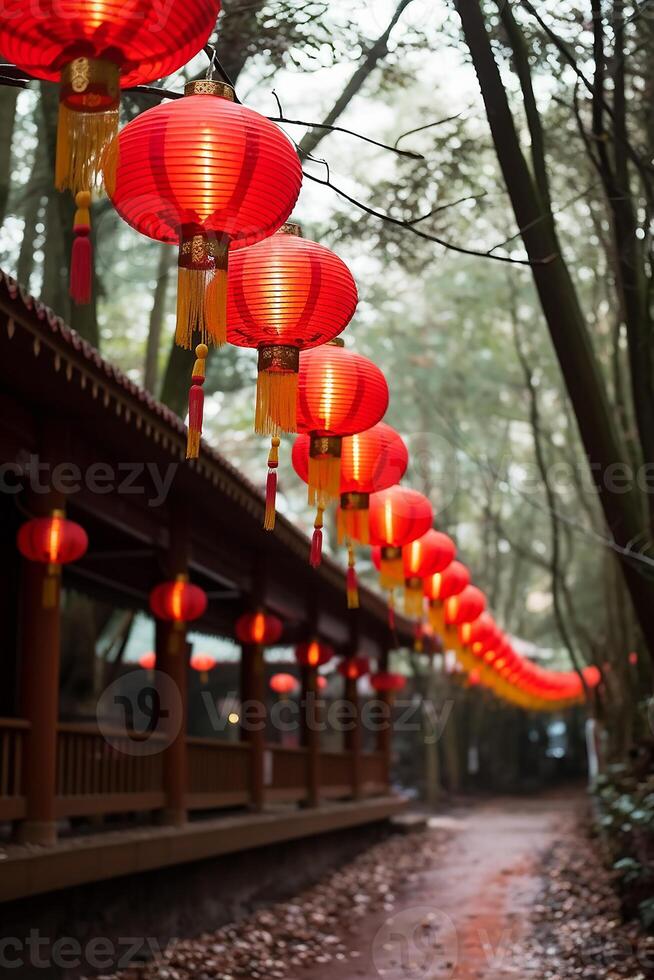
<box><xmin>346</xmin><ymin>543</ymin><xmax>359</xmax><ymax>610</ymax></box>
<box><xmin>310</xmin><ymin>504</ymin><xmax>324</xmax><ymax>567</ymax></box>
<box><xmin>186</xmin><ymin>343</ymin><xmax>208</xmax><ymax>459</ymax></box>
<box><xmin>264</xmin><ymin>436</ymin><xmax>281</xmax><ymax>531</ymax></box>
<box><xmin>69</xmin><ymin>191</ymin><xmax>92</xmax><ymax>305</ymax></box>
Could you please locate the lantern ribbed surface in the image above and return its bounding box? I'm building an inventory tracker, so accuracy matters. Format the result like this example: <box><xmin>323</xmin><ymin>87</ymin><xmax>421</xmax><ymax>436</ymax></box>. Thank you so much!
<box><xmin>110</xmin><ymin>93</ymin><xmax>302</xmax><ymax>249</ymax></box>
<box><xmin>403</xmin><ymin>530</ymin><xmax>455</xmax><ymax>579</ymax></box>
<box><xmin>0</xmin><ymin>1</ymin><xmax>220</xmax><ymax>86</ymax></box>
<box><xmin>17</xmin><ymin>516</ymin><xmax>88</xmax><ymax>565</ymax></box>
<box><xmin>368</xmin><ymin>487</ymin><xmax>433</xmax><ymax>548</ymax></box>
<box><xmin>296</xmin><ymin>345</ymin><xmax>389</xmax><ymax>437</ymax></box>
<box><xmin>227</xmin><ymin>230</ymin><xmax>357</xmax><ymax>349</ymax></box>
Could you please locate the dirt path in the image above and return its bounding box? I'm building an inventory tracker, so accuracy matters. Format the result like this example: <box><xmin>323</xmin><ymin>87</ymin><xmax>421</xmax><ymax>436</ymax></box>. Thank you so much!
<box><xmin>302</xmin><ymin>792</ymin><xmax>580</xmax><ymax>980</ymax></box>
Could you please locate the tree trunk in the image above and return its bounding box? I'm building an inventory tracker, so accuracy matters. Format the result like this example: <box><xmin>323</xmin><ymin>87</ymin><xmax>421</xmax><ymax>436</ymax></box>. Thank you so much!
<box><xmin>144</xmin><ymin>247</ymin><xmax>173</xmax><ymax>394</ymax></box>
<box><xmin>0</xmin><ymin>88</ymin><xmax>18</xmax><ymax>225</ymax></box>
<box><xmin>455</xmin><ymin>0</ymin><xmax>654</xmax><ymax>657</ymax></box>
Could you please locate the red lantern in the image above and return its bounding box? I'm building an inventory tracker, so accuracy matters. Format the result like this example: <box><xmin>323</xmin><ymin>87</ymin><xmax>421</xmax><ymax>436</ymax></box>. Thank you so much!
<box><xmin>270</xmin><ymin>672</ymin><xmax>299</xmax><ymax>695</ymax></box>
<box><xmin>402</xmin><ymin>530</ymin><xmax>456</xmax><ymax>618</ymax></box>
<box><xmin>139</xmin><ymin>652</ymin><xmax>156</xmax><ymax>671</ymax></box>
<box><xmin>109</xmin><ymin>79</ymin><xmax>302</xmax><ymax>456</ymax></box>
<box><xmin>424</xmin><ymin>561</ymin><xmax>470</xmax><ymax>634</ymax></box>
<box><xmin>459</xmin><ymin>613</ymin><xmax>497</xmax><ymax>655</ymax></box>
<box><xmin>227</xmin><ymin>223</ymin><xmax>357</xmax><ymax>436</ymax></box>
<box><xmin>235</xmin><ymin>611</ymin><xmax>283</xmax><ymax>646</ymax></box>
<box><xmin>191</xmin><ymin>652</ymin><xmax>217</xmax><ymax>684</ymax></box>
<box><xmin>316</xmin><ymin>675</ymin><xmax>328</xmax><ymax>692</ymax></box>
<box><xmin>295</xmin><ymin>641</ymin><xmax>335</xmax><ymax>668</ymax></box>
<box><xmin>337</xmin><ymin>657</ymin><xmax>370</xmax><ymax>681</ymax></box>
<box><xmin>369</xmin><ymin>486</ymin><xmax>433</xmax><ymax>588</ymax></box>
<box><xmin>149</xmin><ymin>576</ymin><xmax>207</xmax><ymax>624</ymax></box>
<box><xmin>444</xmin><ymin>585</ymin><xmax>486</xmax><ymax>628</ymax></box>
<box><xmin>371</xmin><ymin>672</ymin><xmax>406</xmax><ymax>693</ymax></box>
<box><xmin>468</xmin><ymin>668</ymin><xmax>481</xmax><ymax>687</ymax></box>
<box><xmin>17</xmin><ymin>511</ymin><xmax>89</xmax><ymax>608</ymax></box>
<box><xmin>296</xmin><ymin>341</ymin><xmax>389</xmax><ymax>508</ymax></box>
<box><xmin>629</xmin><ymin>651</ymin><xmax>639</xmax><ymax>666</ymax></box>
<box><xmin>0</xmin><ymin>1</ymin><xmax>220</xmax><ymax>305</ymax></box>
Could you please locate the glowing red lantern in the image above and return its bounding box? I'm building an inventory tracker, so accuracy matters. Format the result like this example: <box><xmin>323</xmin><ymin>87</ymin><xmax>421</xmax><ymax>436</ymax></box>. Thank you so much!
<box><xmin>337</xmin><ymin>657</ymin><xmax>370</xmax><ymax>681</ymax></box>
<box><xmin>227</xmin><ymin>223</ymin><xmax>357</xmax><ymax>436</ymax></box>
<box><xmin>109</xmin><ymin>79</ymin><xmax>302</xmax><ymax>456</ymax></box>
<box><xmin>424</xmin><ymin>561</ymin><xmax>470</xmax><ymax>634</ymax></box>
<box><xmin>459</xmin><ymin>613</ymin><xmax>497</xmax><ymax>655</ymax></box>
<box><xmin>468</xmin><ymin>669</ymin><xmax>481</xmax><ymax>687</ymax></box>
<box><xmin>270</xmin><ymin>673</ymin><xmax>299</xmax><ymax>695</ymax></box>
<box><xmin>191</xmin><ymin>652</ymin><xmax>217</xmax><ymax>684</ymax></box>
<box><xmin>0</xmin><ymin>1</ymin><xmax>220</xmax><ymax>197</ymax></box>
<box><xmin>444</xmin><ymin>585</ymin><xmax>486</xmax><ymax>628</ymax></box>
<box><xmin>139</xmin><ymin>652</ymin><xmax>156</xmax><ymax>671</ymax></box>
<box><xmin>402</xmin><ymin>530</ymin><xmax>456</xmax><ymax>618</ymax></box>
<box><xmin>235</xmin><ymin>611</ymin><xmax>283</xmax><ymax>646</ymax></box>
<box><xmin>295</xmin><ymin>641</ymin><xmax>335</xmax><ymax>668</ymax></box>
<box><xmin>316</xmin><ymin>675</ymin><xmax>328</xmax><ymax>692</ymax></box>
<box><xmin>629</xmin><ymin>651</ymin><xmax>638</xmax><ymax>666</ymax></box>
<box><xmin>17</xmin><ymin>511</ymin><xmax>89</xmax><ymax>607</ymax></box>
<box><xmin>149</xmin><ymin>576</ymin><xmax>207</xmax><ymax>624</ymax></box>
<box><xmin>371</xmin><ymin>672</ymin><xmax>406</xmax><ymax>694</ymax></box>
<box><xmin>369</xmin><ymin>486</ymin><xmax>433</xmax><ymax>588</ymax></box>
<box><xmin>583</xmin><ymin>665</ymin><xmax>602</xmax><ymax>689</ymax></box>
<box><xmin>296</xmin><ymin>341</ymin><xmax>389</xmax><ymax>507</ymax></box>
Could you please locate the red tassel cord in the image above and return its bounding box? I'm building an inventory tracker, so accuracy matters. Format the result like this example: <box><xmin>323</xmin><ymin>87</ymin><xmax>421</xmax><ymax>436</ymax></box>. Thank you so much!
<box><xmin>186</xmin><ymin>344</ymin><xmax>208</xmax><ymax>459</ymax></box>
<box><xmin>70</xmin><ymin>190</ymin><xmax>92</xmax><ymax>305</ymax></box>
<box><xmin>310</xmin><ymin>503</ymin><xmax>325</xmax><ymax>567</ymax></box>
<box><xmin>346</xmin><ymin>543</ymin><xmax>359</xmax><ymax>610</ymax></box>
<box><xmin>264</xmin><ymin>436</ymin><xmax>281</xmax><ymax>531</ymax></box>
<box><xmin>388</xmin><ymin>591</ymin><xmax>396</xmax><ymax>630</ymax></box>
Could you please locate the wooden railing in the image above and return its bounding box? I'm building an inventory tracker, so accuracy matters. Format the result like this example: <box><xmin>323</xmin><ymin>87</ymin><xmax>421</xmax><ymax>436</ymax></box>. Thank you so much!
<box><xmin>187</xmin><ymin>737</ymin><xmax>251</xmax><ymax>810</ymax></box>
<box><xmin>360</xmin><ymin>751</ymin><xmax>387</xmax><ymax>794</ymax></box>
<box><xmin>55</xmin><ymin>722</ymin><xmax>165</xmax><ymax>818</ymax></box>
<box><xmin>0</xmin><ymin>719</ymin><xmax>28</xmax><ymax>820</ymax></box>
<box><xmin>321</xmin><ymin>750</ymin><xmax>354</xmax><ymax>799</ymax></box>
<box><xmin>266</xmin><ymin>745</ymin><xmax>308</xmax><ymax>803</ymax></box>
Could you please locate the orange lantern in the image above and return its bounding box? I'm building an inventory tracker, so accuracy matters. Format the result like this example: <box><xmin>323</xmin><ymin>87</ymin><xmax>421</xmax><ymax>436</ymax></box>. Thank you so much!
<box><xmin>149</xmin><ymin>575</ymin><xmax>207</xmax><ymax>625</ymax></box>
<box><xmin>139</xmin><ymin>651</ymin><xmax>156</xmax><ymax>671</ymax></box>
<box><xmin>270</xmin><ymin>673</ymin><xmax>299</xmax><ymax>695</ymax></box>
<box><xmin>444</xmin><ymin>585</ymin><xmax>486</xmax><ymax>629</ymax></box>
<box><xmin>337</xmin><ymin>656</ymin><xmax>370</xmax><ymax>681</ymax></box>
<box><xmin>402</xmin><ymin>530</ymin><xmax>456</xmax><ymax>618</ymax></box>
<box><xmin>295</xmin><ymin>641</ymin><xmax>335</xmax><ymax>668</ymax></box>
<box><xmin>191</xmin><ymin>652</ymin><xmax>217</xmax><ymax>685</ymax></box>
<box><xmin>369</xmin><ymin>486</ymin><xmax>433</xmax><ymax>588</ymax></box>
<box><xmin>235</xmin><ymin>611</ymin><xmax>283</xmax><ymax>646</ymax></box>
<box><xmin>17</xmin><ymin>510</ymin><xmax>88</xmax><ymax>607</ymax></box>
<box><xmin>424</xmin><ymin>560</ymin><xmax>470</xmax><ymax>634</ymax></box>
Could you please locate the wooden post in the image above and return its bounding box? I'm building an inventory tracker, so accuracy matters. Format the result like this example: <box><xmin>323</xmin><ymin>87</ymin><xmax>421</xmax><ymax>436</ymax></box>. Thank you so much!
<box><xmin>376</xmin><ymin>648</ymin><xmax>393</xmax><ymax>789</ymax></box>
<box><xmin>301</xmin><ymin>665</ymin><xmax>320</xmax><ymax>807</ymax></box>
<box><xmin>157</xmin><ymin>503</ymin><xmax>190</xmax><ymax>827</ymax></box>
<box><xmin>345</xmin><ymin>674</ymin><xmax>362</xmax><ymax>799</ymax></box>
<box><xmin>240</xmin><ymin>642</ymin><xmax>265</xmax><ymax>810</ymax></box>
<box><xmin>18</xmin><ymin>558</ymin><xmax>62</xmax><ymax>845</ymax></box>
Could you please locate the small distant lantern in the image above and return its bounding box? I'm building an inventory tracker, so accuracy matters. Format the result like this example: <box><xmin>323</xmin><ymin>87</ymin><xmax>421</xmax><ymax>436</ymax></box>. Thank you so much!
<box><xmin>468</xmin><ymin>668</ymin><xmax>481</xmax><ymax>688</ymax></box>
<box><xmin>629</xmin><ymin>652</ymin><xmax>638</xmax><ymax>667</ymax></box>
<box><xmin>270</xmin><ymin>673</ymin><xmax>299</xmax><ymax>695</ymax></box>
<box><xmin>316</xmin><ymin>675</ymin><xmax>328</xmax><ymax>692</ymax></box>
<box><xmin>138</xmin><ymin>651</ymin><xmax>157</xmax><ymax>680</ymax></box>
<box><xmin>235</xmin><ymin>611</ymin><xmax>283</xmax><ymax>646</ymax></box>
<box><xmin>149</xmin><ymin>575</ymin><xmax>207</xmax><ymax>626</ymax></box>
<box><xmin>295</xmin><ymin>641</ymin><xmax>335</xmax><ymax>668</ymax></box>
<box><xmin>337</xmin><ymin>657</ymin><xmax>370</xmax><ymax>681</ymax></box>
<box><xmin>17</xmin><ymin>510</ymin><xmax>89</xmax><ymax>608</ymax></box>
<box><xmin>370</xmin><ymin>672</ymin><xmax>407</xmax><ymax>694</ymax></box>
<box><xmin>191</xmin><ymin>652</ymin><xmax>217</xmax><ymax>685</ymax></box>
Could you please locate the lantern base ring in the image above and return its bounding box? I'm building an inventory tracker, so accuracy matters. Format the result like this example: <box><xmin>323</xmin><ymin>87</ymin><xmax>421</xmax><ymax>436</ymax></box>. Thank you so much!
<box><xmin>340</xmin><ymin>491</ymin><xmax>369</xmax><ymax>512</ymax></box>
<box><xmin>309</xmin><ymin>436</ymin><xmax>342</xmax><ymax>460</ymax></box>
<box><xmin>184</xmin><ymin>79</ymin><xmax>235</xmax><ymax>101</ymax></box>
<box><xmin>258</xmin><ymin>345</ymin><xmax>300</xmax><ymax>374</ymax></box>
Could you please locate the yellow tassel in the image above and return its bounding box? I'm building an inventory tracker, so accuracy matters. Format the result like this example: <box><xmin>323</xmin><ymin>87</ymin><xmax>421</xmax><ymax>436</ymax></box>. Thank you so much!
<box><xmin>56</xmin><ymin>102</ymin><xmax>119</xmax><ymax>195</ymax></box>
<box><xmin>205</xmin><ymin>243</ymin><xmax>228</xmax><ymax>346</ymax></box>
<box><xmin>380</xmin><ymin>555</ymin><xmax>404</xmax><ymax>590</ymax></box>
<box><xmin>337</xmin><ymin>507</ymin><xmax>370</xmax><ymax>545</ymax></box>
<box><xmin>404</xmin><ymin>584</ymin><xmax>424</xmax><ymax>619</ymax></box>
<box><xmin>255</xmin><ymin>370</ymin><xmax>298</xmax><ymax>435</ymax></box>
<box><xmin>428</xmin><ymin>601</ymin><xmax>445</xmax><ymax>635</ymax></box>
<box><xmin>346</xmin><ymin>544</ymin><xmax>359</xmax><ymax>610</ymax></box>
<box><xmin>307</xmin><ymin>455</ymin><xmax>341</xmax><ymax>506</ymax></box>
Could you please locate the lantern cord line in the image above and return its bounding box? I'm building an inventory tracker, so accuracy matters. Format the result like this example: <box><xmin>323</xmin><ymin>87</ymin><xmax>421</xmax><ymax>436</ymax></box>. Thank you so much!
<box><xmin>303</xmin><ymin>169</ymin><xmax>556</xmax><ymax>267</ymax></box>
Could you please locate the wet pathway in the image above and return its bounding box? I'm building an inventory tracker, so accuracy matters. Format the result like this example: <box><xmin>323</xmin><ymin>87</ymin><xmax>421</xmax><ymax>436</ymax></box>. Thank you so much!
<box><xmin>303</xmin><ymin>792</ymin><xmax>579</xmax><ymax>980</ymax></box>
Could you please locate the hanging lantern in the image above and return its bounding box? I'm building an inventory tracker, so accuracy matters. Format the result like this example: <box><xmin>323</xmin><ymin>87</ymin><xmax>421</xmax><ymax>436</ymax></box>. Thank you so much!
<box><xmin>138</xmin><ymin>651</ymin><xmax>157</xmax><ymax>681</ymax></box>
<box><xmin>468</xmin><ymin>668</ymin><xmax>481</xmax><ymax>688</ymax></box>
<box><xmin>235</xmin><ymin>611</ymin><xmax>283</xmax><ymax>646</ymax></box>
<box><xmin>17</xmin><ymin>510</ymin><xmax>88</xmax><ymax>608</ymax></box>
<box><xmin>296</xmin><ymin>340</ymin><xmax>389</xmax><ymax>508</ymax></box>
<box><xmin>444</xmin><ymin>585</ymin><xmax>486</xmax><ymax>629</ymax></box>
<box><xmin>270</xmin><ymin>672</ymin><xmax>299</xmax><ymax>695</ymax></box>
<box><xmin>293</xmin><ymin>422</ymin><xmax>408</xmax><ymax>547</ymax></box>
<box><xmin>149</xmin><ymin>575</ymin><xmax>207</xmax><ymax>625</ymax></box>
<box><xmin>402</xmin><ymin>530</ymin><xmax>455</xmax><ymax>618</ymax></box>
<box><xmin>459</xmin><ymin>613</ymin><xmax>497</xmax><ymax>656</ymax></box>
<box><xmin>337</xmin><ymin>656</ymin><xmax>370</xmax><ymax>681</ymax></box>
<box><xmin>0</xmin><ymin>1</ymin><xmax>221</xmax><ymax>304</ymax></box>
<box><xmin>295</xmin><ymin>640</ymin><xmax>335</xmax><ymax>668</ymax></box>
<box><xmin>316</xmin><ymin>675</ymin><xmax>328</xmax><ymax>692</ymax></box>
<box><xmin>109</xmin><ymin>80</ymin><xmax>302</xmax><ymax>457</ymax></box>
<box><xmin>424</xmin><ymin>560</ymin><xmax>470</xmax><ymax>634</ymax></box>
<box><xmin>227</xmin><ymin>223</ymin><xmax>357</xmax><ymax>436</ymax></box>
<box><xmin>370</xmin><ymin>672</ymin><xmax>406</xmax><ymax>694</ymax></box>
<box><xmin>191</xmin><ymin>652</ymin><xmax>217</xmax><ymax>685</ymax></box>
<box><xmin>369</xmin><ymin>486</ymin><xmax>433</xmax><ymax>589</ymax></box>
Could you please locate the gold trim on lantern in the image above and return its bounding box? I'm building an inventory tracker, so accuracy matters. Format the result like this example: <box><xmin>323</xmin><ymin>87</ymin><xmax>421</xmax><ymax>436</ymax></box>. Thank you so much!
<box><xmin>280</xmin><ymin>222</ymin><xmax>303</xmax><ymax>237</ymax></box>
<box><xmin>60</xmin><ymin>58</ymin><xmax>120</xmax><ymax>111</ymax></box>
<box><xmin>340</xmin><ymin>492</ymin><xmax>369</xmax><ymax>512</ymax></box>
<box><xmin>258</xmin><ymin>345</ymin><xmax>300</xmax><ymax>374</ymax></box>
<box><xmin>381</xmin><ymin>546</ymin><xmax>402</xmax><ymax>562</ymax></box>
<box><xmin>179</xmin><ymin>234</ymin><xmax>222</xmax><ymax>271</ymax></box>
<box><xmin>328</xmin><ymin>338</ymin><xmax>345</xmax><ymax>348</ymax></box>
<box><xmin>310</xmin><ymin>435</ymin><xmax>342</xmax><ymax>460</ymax></box>
<box><xmin>184</xmin><ymin>80</ymin><xmax>235</xmax><ymax>100</ymax></box>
